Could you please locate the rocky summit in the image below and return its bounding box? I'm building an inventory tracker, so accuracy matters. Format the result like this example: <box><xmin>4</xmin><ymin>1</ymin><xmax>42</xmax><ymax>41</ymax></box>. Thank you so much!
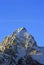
<box><xmin>0</xmin><ymin>27</ymin><xmax>44</xmax><ymax>65</ymax></box>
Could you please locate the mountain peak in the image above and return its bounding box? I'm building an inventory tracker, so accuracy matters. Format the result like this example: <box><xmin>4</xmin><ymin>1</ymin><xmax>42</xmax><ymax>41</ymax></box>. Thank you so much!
<box><xmin>16</xmin><ymin>27</ymin><xmax>27</xmax><ymax>33</ymax></box>
<box><xmin>0</xmin><ymin>27</ymin><xmax>44</xmax><ymax>65</ymax></box>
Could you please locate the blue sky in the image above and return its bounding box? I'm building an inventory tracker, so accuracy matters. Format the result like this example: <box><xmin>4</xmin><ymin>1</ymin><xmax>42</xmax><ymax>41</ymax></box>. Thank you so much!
<box><xmin>0</xmin><ymin>0</ymin><xmax>44</xmax><ymax>46</ymax></box>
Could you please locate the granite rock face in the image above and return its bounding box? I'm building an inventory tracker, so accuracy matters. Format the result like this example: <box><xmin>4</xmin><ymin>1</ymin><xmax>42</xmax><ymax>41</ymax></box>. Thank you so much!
<box><xmin>0</xmin><ymin>27</ymin><xmax>44</xmax><ymax>65</ymax></box>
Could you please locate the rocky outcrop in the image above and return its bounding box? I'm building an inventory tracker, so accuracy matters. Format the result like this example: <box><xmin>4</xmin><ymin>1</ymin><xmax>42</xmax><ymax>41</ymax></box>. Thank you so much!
<box><xmin>0</xmin><ymin>27</ymin><xmax>44</xmax><ymax>65</ymax></box>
